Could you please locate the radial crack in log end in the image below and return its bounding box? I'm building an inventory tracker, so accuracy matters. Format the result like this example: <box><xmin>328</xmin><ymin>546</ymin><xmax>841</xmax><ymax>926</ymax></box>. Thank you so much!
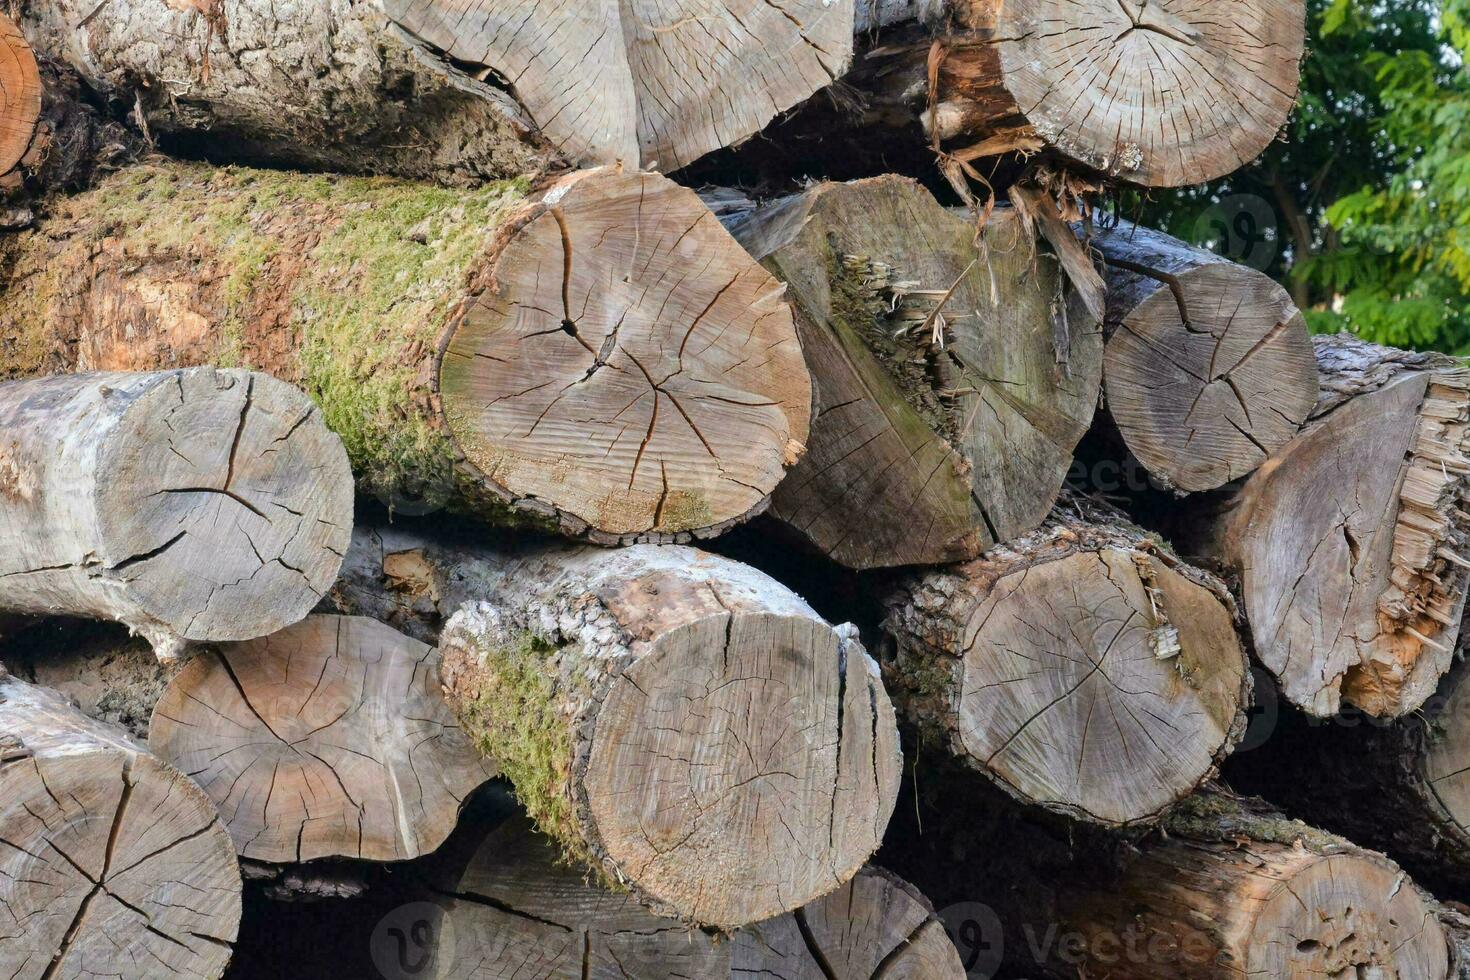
<box><xmin>1094</xmin><ymin>220</ymin><xmax>1318</xmax><ymax>492</ymax></box>
<box><xmin>148</xmin><ymin>615</ymin><xmax>498</xmax><ymax>865</ymax></box>
<box><xmin>0</xmin><ymin>675</ymin><xmax>241</xmax><ymax>980</ymax></box>
<box><xmin>1212</xmin><ymin>333</ymin><xmax>1470</xmax><ymax>718</ymax></box>
<box><xmin>726</xmin><ymin>176</ymin><xmax>1102</xmax><ymax>570</ymax></box>
<box><xmin>430</xmin><ymin>539</ymin><xmax>901</xmax><ymax>929</ymax></box>
<box><xmin>883</xmin><ymin>500</ymin><xmax>1250</xmax><ymax>827</ymax></box>
<box><xmin>0</xmin><ymin>368</ymin><xmax>352</xmax><ymax>659</ymax></box>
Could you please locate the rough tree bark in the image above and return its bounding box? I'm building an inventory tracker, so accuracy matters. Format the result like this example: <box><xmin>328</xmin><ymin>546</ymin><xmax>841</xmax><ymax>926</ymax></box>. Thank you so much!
<box><xmin>882</xmin><ymin>496</ymin><xmax>1251</xmax><ymax>828</ymax></box>
<box><xmin>1190</xmin><ymin>333</ymin><xmax>1470</xmax><ymax>719</ymax></box>
<box><xmin>0</xmin><ymin>369</ymin><xmax>352</xmax><ymax>660</ymax></box>
<box><xmin>148</xmin><ymin>615</ymin><xmax>499</xmax><ymax>867</ymax></box>
<box><xmin>1091</xmin><ymin>219</ymin><xmax>1318</xmax><ymax>492</ymax></box>
<box><xmin>845</xmin><ymin>0</ymin><xmax>1306</xmax><ymax>187</ymax></box>
<box><xmin>0</xmin><ymin>670</ymin><xmax>242</xmax><ymax>980</ymax></box>
<box><xmin>327</xmin><ymin>523</ymin><xmax>902</xmax><ymax>930</ymax></box>
<box><xmin>18</xmin><ymin>0</ymin><xmax>851</xmax><ymax>180</ymax></box>
<box><xmin>0</xmin><ymin>160</ymin><xmax>811</xmax><ymax>544</ymax></box>
<box><xmin>726</xmin><ymin>175</ymin><xmax>1102</xmax><ymax>569</ymax></box>
<box><xmin>415</xmin><ymin>803</ymin><xmax>964</xmax><ymax>978</ymax></box>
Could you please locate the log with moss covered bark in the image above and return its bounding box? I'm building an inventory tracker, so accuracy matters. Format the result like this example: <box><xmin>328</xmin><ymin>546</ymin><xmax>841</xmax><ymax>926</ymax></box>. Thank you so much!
<box><xmin>0</xmin><ymin>160</ymin><xmax>812</xmax><ymax>543</ymax></box>
<box><xmin>326</xmin><ymin>523</ymin><xmax>902</xmax><ymax>930</ymax></box>
<box><xmin>0</xmin><ymin>368</ymin><xmax>352</xmax><ymax>660</ymax></box>
<box><xmin>1092</xmin><ymin>220</ymin><xmax>1318</xmax><ymax>493</ymax></box>
<box><xmin>881</xmin><ymin>496</ymin><xmax>1251</xmax><ymax>828</ymax></box>
<box><xmin>1185</xmin><ymin>333</ymin><xmax>1470</xmax><ymax>719</ymax></box>
<box><xmin>845</xmin><ymin>0</ymin><xmax>1305</xmax><ymax>188</ymax></box>
<box><xmin>725</xmin><ymin>175</ymin><xmax>1102</xmax><ymax>569</ymax></box>
<box><xmin>18</xmin><ymin>0</ymin><xmax>851</xmax><ymax>181</ymax></box>
<box><xmin>0</xmin><ymin>670</ymin><xmax>242</xmax><ymax>980</ymax></box>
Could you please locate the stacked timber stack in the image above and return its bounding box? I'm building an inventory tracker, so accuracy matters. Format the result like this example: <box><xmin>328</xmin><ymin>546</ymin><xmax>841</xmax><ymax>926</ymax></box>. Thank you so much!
<box><xmin>1</xmin><ymin>1</ymin><xmax>1467</xmax><ymax>979</ymax></box>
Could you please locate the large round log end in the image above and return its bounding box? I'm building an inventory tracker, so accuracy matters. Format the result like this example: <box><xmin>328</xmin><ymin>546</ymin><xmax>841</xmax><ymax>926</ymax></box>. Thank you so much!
<box><xmin>0</xmin><ymin>12</ymin><xmax>40</xmax><ymax>176</ymax></box>
<box><xmin>439</xmin><ymin>168</ymin><xmax>811</xmax><ymax>543</ymax></box>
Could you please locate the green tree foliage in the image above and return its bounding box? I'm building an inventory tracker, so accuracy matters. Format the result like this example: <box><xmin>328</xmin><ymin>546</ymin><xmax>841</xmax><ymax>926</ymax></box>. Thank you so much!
<box><xmin>1124</xmin><ymin>0</ymin><xmax>1470</xmax><ymax>352</ymax></box>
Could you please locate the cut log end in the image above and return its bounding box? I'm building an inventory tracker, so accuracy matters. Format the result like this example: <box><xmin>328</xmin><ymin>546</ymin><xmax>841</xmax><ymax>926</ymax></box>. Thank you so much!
<box><xmin>381</xmin><ymin>0</ymin><xmax>853</xmax><ymax>172</ymax></box>
<box><xmin>441</xmin><ymin>572</ymin><xmax>902</xmax><ymax>929</ymax></box>
<box><xmin>975</xmin><ymin>0</ymin><xmax>1305</xmax><ymax>186</ymax></box>
<box><xmin>149</xmin><ymin>615</ymin><xmax>498</xmax><ymax>865</ymax></box>
<box><xmin>1226</xmin><ymin>338</ymin><xmax>1470</xmax><ymax>718</ymax></box>
<box><xmin>887</xmin><ymin>516</ymin><xmax>1249</xmax><ymax>827</ymax></box>
<box><xmin>95</xmin><ymin>370</ymin><xmax>353</xmax><ymax>649</ymax></box>
<box><xmin>0</xmin><ymin>13</ymin><xmax>41</xmax><ymax>177</ymax></box>
<box><xmin>439</xmin><ymin>167</ymin><xmax>811</xmax><ymax>542</ymax></box>
<box><xmin>0</xmin><ymin>677</ymin><xmax>241</xmax><ymax>980</ymax></box>
<box><xmin>1099</xmin><ymin>226</ymin><xmax>1318</xmax><ymax>492</ymax></box>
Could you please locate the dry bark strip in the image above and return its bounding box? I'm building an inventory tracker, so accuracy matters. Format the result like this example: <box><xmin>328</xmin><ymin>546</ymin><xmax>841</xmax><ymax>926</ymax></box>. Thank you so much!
<box><xmin>0</xmin><ymin>160</ymin><xmax>810</xmax><ymax>544</ymax></box>
<box><xmin>1195</xmin><ymin>333</ymin><xmax>1470</xmax><ymax>719</ymax></box>
<box><xmin>847</xmin><ymin>0</ymin><xmax>1305</xmax><ymax>187</ymax></box>
<box><xmin>726</xmin><ymin>176</ymin><xmax>1103</xmax><ymax>569</ymax></box>
<box><xmin>0</xmin><ymin>369</ymin><xmax>352</xmax><ymax>660</ymax></box>
<box><xmin>882</xmin><ymin>497</ymin><xmax>1251</xmax><ymax>828</ymax></box>
<box><xmin>18</xmin><ymin>0</ymin><xmax>850</xmax><ymax>180</ymax></box>
<box><xmin>148</xmin><ymin>615</ymin><xmax>498</xmax><ymax>866</ymax></box>
<box><xmin>1092</xmin><ymin>220</ymin><xmax>1318</xmax><ymax>492</ymax></box>
<box><xmin>415</xmin><ymin>805</ymin><xmax>965</xmax><ymax>978</ymax></box>
<box><xmin>0</xmin><ymin>671</ymin><xmax>242</xmax><ymax>980</ymax></box>
<box><xmin>329</xmin><ymin>524</ymin><xmax>902</xmax><ymax>930</ymax></box>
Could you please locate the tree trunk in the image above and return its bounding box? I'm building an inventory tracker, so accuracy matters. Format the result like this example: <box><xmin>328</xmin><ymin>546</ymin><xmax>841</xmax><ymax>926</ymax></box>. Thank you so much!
<box><xmin>0</xmin><ymin>368</ymin><xmax>352</xmax><ymax>660</ymax></box>
<box><xmin>147</xmin><ymin>615</ymin><xmax>499</xmax><ymax>867</ymax></box>
<box><xmin>725</xmin><ymin>175</ymin><xmax>1103</xmax><ymax>569</ymax></box>
<box><xmin>845</xmin><ymin>0</ymin><xmax>1305</xmax><ymax>187</ymax></box>
<box><xmin>0</xmin><ymin>670</ymin><xmax>242</xmax><ymax>980</ymax></box>
<box><xmin>1225</xmin><ymin>648</ymin><xmax>1470</xmax><ymax>898</ymax></box>
<box><xmin>1092</xmin><ymin>220</ymin><xmax>1318</xmax><ymax>492</ymax></box>
<box><xmin>412</xmin><ymin>793</ymin><xmax>964</xmax><ymax>978</ymax></box>
<box><xmin>0</xmin><ymin>12</ymin><xmax>41</xmax><ymax>183</ymax></box>
<box><xmin>0</xmin><ymin>160</ymin><xmax>811</xmax><ymax>544</ymax></box>
<box><xmin>881</xmin><ymin>496</ymin><xmax>1251</xmax><ymax>828</ymax></box>
<box><xmin>328</xmin><ymin>523</ymin><xmax>902</xmax><ymax>930</ymax></box>
<box><xmin>18</xmin><ymin>0</ymin><xmax>851</xmax><ymax>180</ymax></box>
<box><xmin>1191</xmin><ymin>333</ymin><xmax>1470</xmax><ymax>719</ymax></box>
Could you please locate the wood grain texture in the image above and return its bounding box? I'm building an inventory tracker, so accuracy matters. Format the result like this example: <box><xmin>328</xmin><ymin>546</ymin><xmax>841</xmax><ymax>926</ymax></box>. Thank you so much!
<box><xmin>727</xmin><ymin>177</ymin><xmax>1102</xmax><ymax>569</ymax></box>
<box><xmin>0</xmin><ymin>12</ymin><xmax>41</xmax><ymax>176</ymax></box>
<box><xmin>884</xmin><ymin>499</ymin><xmax>1250</xmax><ymax>827</ymax></box>
<box><xmin>0</xmin><ymin>161</ymin><xmax>809</xmax><ymax>543</ymax></box>
<box><xmin>382</xmin><ymin>0</ymin><xmax>852</xmax><ymax>172</ymax></box>
<box><xmin>850</xmin><ymin>0</ymin><xmax>1305</xmax><ymax>187</ymax></box>
<box><xmin>1094</xmin><ymin>220</ymin><xmax>1317</xmax><ymax>492</ymax></box>
<box><xmin>333</xmin><ymin>525</ymin><xmax>901</xmax><ymax>929</ymax></box>
<box><xmin>1203</xmin><ymin>334</ymin><xmax>1470</xmax><ymax>718</ymax></box>
<box><xmin>0</xmin><ymin>673</ymin><xmax>241</xmax><ymax>980</ymax></box>
<box><xmin>149</xmin><ymin>615</ymin><xmax>497</xmax><ymax>866</ymax></box>
<box><xmin>0</xmin><ymin>369</ymin><xmax>351</xmax><ymax>660</ymax></box>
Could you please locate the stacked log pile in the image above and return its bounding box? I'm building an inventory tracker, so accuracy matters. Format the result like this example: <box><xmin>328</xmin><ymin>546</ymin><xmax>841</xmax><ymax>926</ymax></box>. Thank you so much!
<box><xmin>2</xmin><ymin>1</ymin><xmax>1468</xmax><ymax>979</ymax></box>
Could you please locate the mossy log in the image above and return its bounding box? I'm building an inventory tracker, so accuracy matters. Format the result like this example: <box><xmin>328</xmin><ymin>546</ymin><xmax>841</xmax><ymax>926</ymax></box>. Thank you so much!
<box><xmin>0</xmin><ymin>671</ymin><xmax>242</xmax><ymax>980</ymax></box>
<box><xmin>1190</xmin><ymin>333</ymin><xmax>1470</xmax><ymax>719</ymax></box>
<box><xmin>1227</xmin><ymin>649</ymin><xmax>1470</xmax><ymax>897</ymax></box>
<box><xmin>0</xmin><ymin>160</ymin><xmax>811</xmax><ymax>543</ymax></box>
<box><xmin>148</xmin><ymin>615</ymin><xmax>498</xmax><ymax>867</ymax></box>
<box><xmin>407</xmin><ymin>791</ymin><xmax>965</xmax><ymax>978</ymax></box>
<box><xmin>725</xmin><ymin>176</ymin><xmax>1102</xmax><ymax>569</ymax></box>
<box><xmin>843</xmin><ymin>0</ymin><xmax>1304</xmax><ymax>187</ymax></box>
<box><xmin>329</xmin><ymin>523</ymin><xmax>902</xmax><ymax>930</ymax></box>
<box><xmin>1093</xmin><ymin>220</ymin><xmax>1318</xmax><ymax>492</ymax></box>
<box><xmin>0</xmin><ymin>368</ymin><xmax>352</xmax><ymax>660</ymax></box>
<box><xmin>882</xmin><ymin>497</ymin><xmax>1251</xmax><ymax>827</ymax></box>
<box><xmin>19</xmin><ymin>0</ymin><xmax>850</xmax><ymax>180</ymax></box>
